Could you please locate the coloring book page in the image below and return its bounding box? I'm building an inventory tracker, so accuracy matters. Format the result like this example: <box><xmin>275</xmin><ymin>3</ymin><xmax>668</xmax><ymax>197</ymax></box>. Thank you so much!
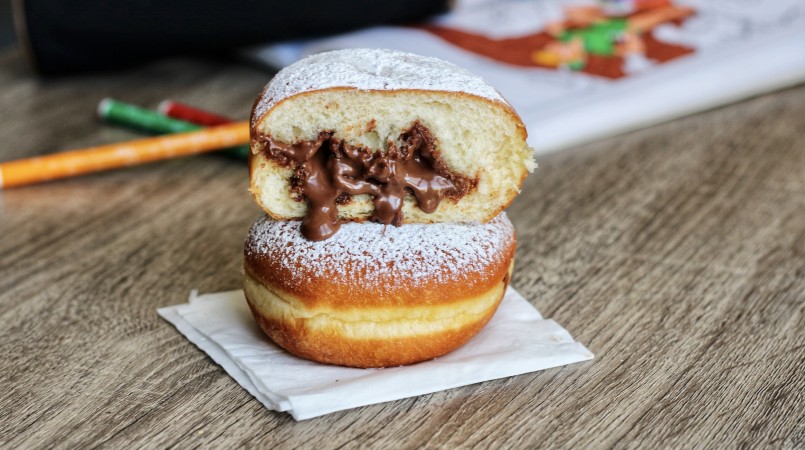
<box><xmin>246</xmin><ymin>0</ymin><xmax>805</xmax><ymax>153</ymax></box>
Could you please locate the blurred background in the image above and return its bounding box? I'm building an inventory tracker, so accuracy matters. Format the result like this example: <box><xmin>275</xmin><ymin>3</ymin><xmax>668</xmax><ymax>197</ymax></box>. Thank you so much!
<box><xmin>0</xmin><ymin>0</ymin><xmax>13</xmax><ymax>50</ymax></box>
<box><xmin>1</xmin><ymin>0</ymin><xmax>802</xmax><ymax>154</ymax></box>
<box><xmin>0</xmin><ymin>0</ymin><xmax>803</xmax><ymax>182</ymax></box>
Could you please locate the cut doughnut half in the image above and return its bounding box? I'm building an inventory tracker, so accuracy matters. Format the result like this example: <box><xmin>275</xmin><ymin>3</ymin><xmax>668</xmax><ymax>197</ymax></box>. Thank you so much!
<box><xmin>249</xmin><ymin>49</ymin><xmax>535</xmax><ymax>240</ymax></box>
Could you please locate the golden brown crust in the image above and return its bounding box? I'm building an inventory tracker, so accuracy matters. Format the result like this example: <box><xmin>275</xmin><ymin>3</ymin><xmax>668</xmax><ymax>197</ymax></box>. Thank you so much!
<box><xmin>241</xmin><ymin>213</ymin><xmax>517</xmax><ymax>367</ymax></box>
<box><xmin>245</xmin><ymin>294</ymin><xmax>502</xmax><ymax>368</ymax></box>
<box><xmin>243</xmin><ymin>264</ymin><xmax>512</xmax><ymax>368</ymax></box>
<box><xmin>243</xmin><ymin>218</ymin><xmax>517</xmax><ymax>309</ymax></box>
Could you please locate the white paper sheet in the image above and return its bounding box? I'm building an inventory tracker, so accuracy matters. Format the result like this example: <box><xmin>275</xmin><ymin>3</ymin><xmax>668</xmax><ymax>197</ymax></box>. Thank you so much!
<box><xmin>158</xmin><ymin>287</ymin><xmax>593</xmax><ymax>420</ymax></box>
<box><xmin>244</xmin><ymin>0</ymin><xmax>805</xmax><ymax>154</ymax></box>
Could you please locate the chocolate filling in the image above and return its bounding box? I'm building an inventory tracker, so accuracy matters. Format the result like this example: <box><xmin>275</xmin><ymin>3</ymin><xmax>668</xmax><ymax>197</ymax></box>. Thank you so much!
<box><xmin>256</xmin><ymin>122</ymin><xmax>477</xmax><ymax>241</ymax></box>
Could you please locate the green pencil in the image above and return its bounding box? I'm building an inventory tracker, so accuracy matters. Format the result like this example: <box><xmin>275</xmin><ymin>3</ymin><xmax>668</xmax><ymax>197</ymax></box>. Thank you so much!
<box><xmin>97</xmin><ymin>98</ymin><xmax>248</xmax><ymax>160</ymax></box>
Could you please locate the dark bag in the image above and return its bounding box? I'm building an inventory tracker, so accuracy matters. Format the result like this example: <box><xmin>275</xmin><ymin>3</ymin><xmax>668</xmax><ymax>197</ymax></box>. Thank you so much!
<box><xmin>14</xmin><ymin>0</ymin><xmax>449</xmax><ymax>74</ymax></box>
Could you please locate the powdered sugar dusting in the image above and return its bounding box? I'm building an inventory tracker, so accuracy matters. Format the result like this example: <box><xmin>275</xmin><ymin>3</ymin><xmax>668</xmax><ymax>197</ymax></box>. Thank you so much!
<box><xmin>252</xmin><ymin>48</ymin><xmax>507</xmax><ymax>125</ymax></box>
<box><xmin>245</xmin><ymin>213</ymin><xmax>515</xmax><ymax>292</ymax></box>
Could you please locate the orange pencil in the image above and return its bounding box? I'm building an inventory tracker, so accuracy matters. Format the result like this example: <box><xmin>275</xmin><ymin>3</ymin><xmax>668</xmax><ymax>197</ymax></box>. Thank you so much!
<box><xmin>0</xmin><ymin>121</ymin><xmax>250</xmax><ymax>189</ymax></box>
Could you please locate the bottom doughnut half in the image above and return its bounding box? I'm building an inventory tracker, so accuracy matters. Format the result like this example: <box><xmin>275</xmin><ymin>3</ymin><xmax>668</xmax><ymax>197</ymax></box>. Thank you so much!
<box><xmin>243</xmin><ymin>263</ymin><xmax>512</xmax><ymax>368</ymax></box>
<box><xmin>242</xmin><ymin>214</ymin><xmax>517</xmax><ymax>368</ymax></box>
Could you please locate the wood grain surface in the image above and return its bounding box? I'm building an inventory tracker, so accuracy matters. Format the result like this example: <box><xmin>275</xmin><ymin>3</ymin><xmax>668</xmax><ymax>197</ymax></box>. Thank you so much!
<box><xmin>0</xmin><ymin>48</ymin><xmax>803</xmax><ymax>448</ymax></box>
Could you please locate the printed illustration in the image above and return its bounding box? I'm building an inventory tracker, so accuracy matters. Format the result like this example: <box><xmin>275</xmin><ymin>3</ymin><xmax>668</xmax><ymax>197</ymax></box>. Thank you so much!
<box><xmin>421</xmin><ymin>0</ymin><xmax>696</xmax><ymax>79</ymax></box>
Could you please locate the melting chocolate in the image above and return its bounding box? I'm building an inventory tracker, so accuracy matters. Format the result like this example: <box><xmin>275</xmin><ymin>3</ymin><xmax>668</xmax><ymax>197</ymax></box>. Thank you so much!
<box><xmin>257</xmin><ymin>122</ymin><xmax>476</xmax><ymax>241</ymax></box>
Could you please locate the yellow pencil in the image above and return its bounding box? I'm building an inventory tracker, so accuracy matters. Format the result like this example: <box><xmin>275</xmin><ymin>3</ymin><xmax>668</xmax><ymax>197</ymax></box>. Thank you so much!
<box><xmin>0</xmin><ymin>121</ymin><xmax>250</xmax><ymax>189</ymax></box>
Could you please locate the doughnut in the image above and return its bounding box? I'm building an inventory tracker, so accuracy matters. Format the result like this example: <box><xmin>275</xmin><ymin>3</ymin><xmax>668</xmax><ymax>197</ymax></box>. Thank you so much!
<box><xmin>243</xmin><ymin>213</ymin><xmax>516</xmax><ymax>368</ymax></box>
<box><xmin>248</xmin><ymin>48</ymin><xmax>535</xmax><ymax>241</ymax></box>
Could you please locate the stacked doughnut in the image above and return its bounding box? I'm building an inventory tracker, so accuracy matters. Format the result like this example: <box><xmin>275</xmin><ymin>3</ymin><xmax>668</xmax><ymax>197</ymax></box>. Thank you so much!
<box><xmin>244</xmin><ymin>49</ymin><xmax>534</xmax><ymax>368</ymax></box>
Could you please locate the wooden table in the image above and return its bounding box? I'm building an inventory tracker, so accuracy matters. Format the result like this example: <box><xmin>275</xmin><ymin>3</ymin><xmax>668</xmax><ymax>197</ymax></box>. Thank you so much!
<box><xmin>1</xmin><ymin>48</ymin><xmax>803</xmax><ymax>448</ymax></box>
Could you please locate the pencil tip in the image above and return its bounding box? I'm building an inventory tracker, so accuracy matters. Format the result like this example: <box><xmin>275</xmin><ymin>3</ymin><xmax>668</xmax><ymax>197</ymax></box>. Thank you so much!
<box><xmin>157</xmin><ymin>99</ymin><xmax>173</xmax><ymax>114</ymax></box>
<box><xmin>97</xmin><ymin>98</ymin><xmax>113</xmax><ymax>119</ymax></box>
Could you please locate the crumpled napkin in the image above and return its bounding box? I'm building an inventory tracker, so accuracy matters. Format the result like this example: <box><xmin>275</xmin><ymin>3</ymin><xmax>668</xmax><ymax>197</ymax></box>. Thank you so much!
<box><xmin>158</xmin><ymin>287</ymin><xmax>593</xmax><ymax>420</ymax></box>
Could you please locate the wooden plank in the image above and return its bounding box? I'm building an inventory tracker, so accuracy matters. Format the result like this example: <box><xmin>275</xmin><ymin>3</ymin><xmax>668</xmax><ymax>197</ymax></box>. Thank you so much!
<box><xmin>0</xmin><ymin>49</ymin><xmax>803</xmax><ymax>448</ymax></box>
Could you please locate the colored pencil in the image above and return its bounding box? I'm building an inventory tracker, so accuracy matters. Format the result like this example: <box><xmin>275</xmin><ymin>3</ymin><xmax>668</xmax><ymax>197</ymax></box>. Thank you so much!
<box><xmin>99</xmin><ymin>98</ymin><xmax>202</xmax><ymax>134</ymax></box>
<box><xmin>98</xmin><ymin>98</ymin><xmax>249</xmax><ymax>160</ymax></box>
<box><xmin>0</xmin><ymin>122</ymin><xmax>249</xmax><ymax>189</ymax></box>
<box><xmin>158</xmin><ymin>100</ymin><xmax>233</xmax><ymax>127</ymax></box>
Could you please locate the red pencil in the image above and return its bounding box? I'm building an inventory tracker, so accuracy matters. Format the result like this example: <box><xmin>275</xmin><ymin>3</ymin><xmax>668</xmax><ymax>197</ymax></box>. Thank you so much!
<box><xmin>158</xmin><ymin>100</ymin><xmax>233</xmax><ymax>127</ymax></box>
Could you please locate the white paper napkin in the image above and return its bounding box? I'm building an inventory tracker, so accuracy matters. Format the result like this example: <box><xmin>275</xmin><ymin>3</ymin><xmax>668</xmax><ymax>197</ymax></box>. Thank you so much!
<box><xmin>158</xmin><ymin>287</ymin><xmax>593</xmax><ymax>420</ymax></box>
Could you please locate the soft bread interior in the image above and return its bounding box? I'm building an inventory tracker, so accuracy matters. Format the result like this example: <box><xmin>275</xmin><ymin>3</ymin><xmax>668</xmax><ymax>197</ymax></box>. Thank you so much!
<box><xmin>250</xmin><ymin>89</ymin><xmax>535</xmax><ymax>224</ymax></box>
